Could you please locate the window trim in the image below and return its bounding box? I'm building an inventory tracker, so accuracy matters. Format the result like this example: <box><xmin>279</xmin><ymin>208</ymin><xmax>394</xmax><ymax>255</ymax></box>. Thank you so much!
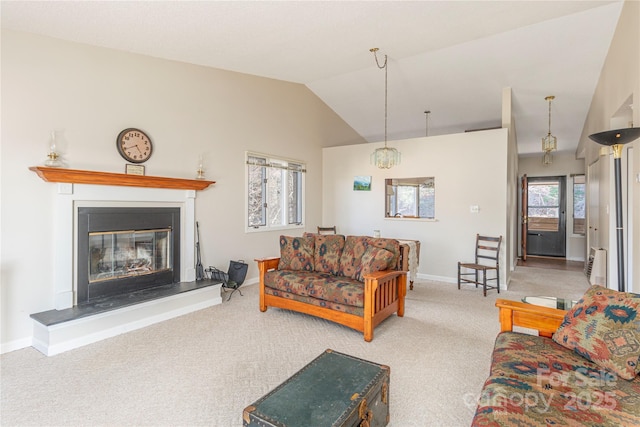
<box><xmin>245</xmin><ymin>151</ymin><xmax>306</xmax><ymax>233</ymax></box>
<box><xmin>571</xmin><ymin>174</ymin><xmax>586</xmax><ymax>237</ymax></box>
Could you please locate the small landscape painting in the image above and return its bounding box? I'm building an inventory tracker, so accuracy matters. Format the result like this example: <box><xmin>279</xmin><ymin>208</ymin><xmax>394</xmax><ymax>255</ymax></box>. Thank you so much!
<box><xmin>353</xmin><ymin>176</ymin><xmax>372</xmax><ymax>191</ymax></box>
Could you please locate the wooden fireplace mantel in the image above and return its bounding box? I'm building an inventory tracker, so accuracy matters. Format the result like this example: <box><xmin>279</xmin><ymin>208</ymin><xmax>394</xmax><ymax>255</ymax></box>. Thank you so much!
<box><xmin>29</xmin><ymin>166</ymin><xmax>215</xmax><ymax>191</ymax></box>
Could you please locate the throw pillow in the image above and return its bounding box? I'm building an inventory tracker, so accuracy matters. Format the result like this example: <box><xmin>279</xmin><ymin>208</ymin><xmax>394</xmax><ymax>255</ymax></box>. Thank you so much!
<box><xmin>278</xmin><ymin>235</ymin><xmax>314</xmax><ymax>272</ymax></box>
<box><xmin>552</xmin><ymin>285</ymin><xmax>640</xmax><ymax>380</ymax></box>
<box><xmin>366</xmin><ymin>237</ymin><xmax>400</xmax><ymax>270</ymax></box>
<box><xmin>313</xmin><ymin>234</ymin><xmax>346</xmax><ymax>275</ymax></box>
<box><xmin>338</xmin><ymin>236</ymin><xmax>369</xmax><ymax>279</ymax></box>
<box><xmin>356</xmin><ymin>246</ymin><xmax>394</xmax><ymax>282</ymax></box>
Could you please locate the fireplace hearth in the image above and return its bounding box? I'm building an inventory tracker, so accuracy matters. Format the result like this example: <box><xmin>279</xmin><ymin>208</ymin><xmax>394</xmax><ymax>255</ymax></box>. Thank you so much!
<box><xmin>77</xmin><ymin>207</ymin><xmax>180</xmax><ymax>304</ymax></box>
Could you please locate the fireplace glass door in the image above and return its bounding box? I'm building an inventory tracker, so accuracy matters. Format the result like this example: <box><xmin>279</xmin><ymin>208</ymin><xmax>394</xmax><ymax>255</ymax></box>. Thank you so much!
<box><xmin>88</xmin><ymin>228</ymin><xmax>172</xmax><ymax>283</ymax></box>
<box><xmin>77</xmin><ymin>206</ymin><xmax>181</xmax><ymax>304</ymax></box>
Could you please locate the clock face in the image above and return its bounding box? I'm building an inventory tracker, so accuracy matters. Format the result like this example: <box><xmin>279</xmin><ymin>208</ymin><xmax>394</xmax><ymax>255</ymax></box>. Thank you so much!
<box><xmin>116</xmin><ymin>128</ymin><xmax>153</xmax><ymax>163</ymax></box>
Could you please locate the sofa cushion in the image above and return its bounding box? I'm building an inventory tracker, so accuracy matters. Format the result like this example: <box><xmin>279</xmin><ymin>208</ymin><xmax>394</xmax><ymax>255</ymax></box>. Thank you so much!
<box><xmin>263</xmin><ymin>286</ymin><xmax>363</xmax><ymax>317</ymax></box>
<box><xmin>365</xmin><ymin>237</ymin><xmax>401</xmax><ymax>270</ymax></box>
<box><xmin>278</xmin><ymin>235</ymin><xmax>315</xmax><ymax>272</ymax></box>
<box><xmin>356</xmin><ymin>246</ymin><xmax>394</xmax><ymax>281</ymax></box>
<box><xmin>338</xmin><ymin>236</ymin><xmax>369</xmax><ymax>280</ymax></box>
<box><xmin>313</xmin><ymin>234</ymin><xmax>345</xmax><ymax>275</ymax></box>
<box><xmin>552</xmin><ymin>285</ymin><xmax>640</xmax><ymax>380</ymax></box>
<box><xmin>264</xmin><ymin>270</ymin><xmax>364</xmax><ymax>308</ymax></box>
<box><xmin>338</xmin><ymin>236</ymin><xmax>401</xmax><ymax>281</ymax></box>
<box><xmin>473</xmin><ymin>331</ymin><xmax>640</xmax><ymax>426</ymax></box>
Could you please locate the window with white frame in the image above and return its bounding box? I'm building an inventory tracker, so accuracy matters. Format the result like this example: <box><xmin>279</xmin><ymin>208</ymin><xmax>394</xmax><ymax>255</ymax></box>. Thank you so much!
<box><xmin>246</xmin><ymin>152</ymin><xmax>305</xmax><ymax>231</ymax></box>
<box><xmin>572</xmin><ymin>174</ymin><xmax>585</xmax><ymax>235</ymax></box>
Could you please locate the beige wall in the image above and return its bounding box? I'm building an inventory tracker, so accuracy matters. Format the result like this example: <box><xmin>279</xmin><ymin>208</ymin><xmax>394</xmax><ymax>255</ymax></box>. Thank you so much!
<box><xmin>518</xmin><ymin>152</ymin><xmax>587</xmax><ymax>261</ymax></box>
<box><xmin>322</xmin><ymin>129</ymin><xmax>510</xmax><ymax>283</ymax></box>
<box><xmin>578</xmin><ymin>0</ymin><xmax>639</xmax><ymax>292</ymax></box>
<box><xmin>0</xmin><ymin>30</ymin><xmax>365</xmax><ymax>351</ymax></box>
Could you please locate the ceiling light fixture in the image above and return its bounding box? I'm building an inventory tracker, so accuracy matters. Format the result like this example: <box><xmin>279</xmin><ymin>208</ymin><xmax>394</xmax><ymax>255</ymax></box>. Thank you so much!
<box><xmin>370</xmin><ymin>48</ymin><xmax>400</xmax><ymax>169</ymax></box>
<box><xmin>542</xmin><ymin>95</ymin><xmax>557</xmax><ymax>165</ymax></box>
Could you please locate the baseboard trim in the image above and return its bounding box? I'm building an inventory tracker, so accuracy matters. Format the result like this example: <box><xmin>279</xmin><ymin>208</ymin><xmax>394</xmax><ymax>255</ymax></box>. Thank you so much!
<box><xmin>416</xmin><ymin>273</ymin><xmax>507</xmax><ymax>290</ymax></box>
<box><xmin>0</xmin><ymin>337</ymin><xmax>33</xmax><ymax>355</ymax></box>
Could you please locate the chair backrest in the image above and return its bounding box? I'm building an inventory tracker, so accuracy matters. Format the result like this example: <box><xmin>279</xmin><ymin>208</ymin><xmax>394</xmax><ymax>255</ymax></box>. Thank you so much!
<box><xmin>475</xmin><ymin>234</ymin><xmax>502</xmax><ymax>266</ymax></box>
<box><xmin>317</xmin><ymin>226</ymin><xmax>337</xmax><ymax>235</ymax></box>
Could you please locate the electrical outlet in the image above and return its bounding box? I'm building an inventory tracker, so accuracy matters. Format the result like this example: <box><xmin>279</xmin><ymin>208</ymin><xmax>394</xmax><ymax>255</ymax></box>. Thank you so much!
<box><xmin>470</xmin><ymin>205</ymin><xmax>479</xmax><ymax>213</ymax></box>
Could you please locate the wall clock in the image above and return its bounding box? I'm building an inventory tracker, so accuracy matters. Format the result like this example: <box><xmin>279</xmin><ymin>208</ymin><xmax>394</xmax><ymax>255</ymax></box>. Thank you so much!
<box><xmin>116</xmin><ymin>128</ymin><xmax>153</xmax><ymax>163</ymax></box>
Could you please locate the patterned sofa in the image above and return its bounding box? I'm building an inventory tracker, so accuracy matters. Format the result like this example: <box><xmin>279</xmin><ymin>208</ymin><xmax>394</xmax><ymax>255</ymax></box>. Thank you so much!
<box><xmin>255</xmin><ymin>234</ymin><xmax>407</xmax><ymax>341</ymax></box>
<box><xmin>472</xmin><ymin>286</ymin><xmax>640</xmax><ymax>426</ymax></box>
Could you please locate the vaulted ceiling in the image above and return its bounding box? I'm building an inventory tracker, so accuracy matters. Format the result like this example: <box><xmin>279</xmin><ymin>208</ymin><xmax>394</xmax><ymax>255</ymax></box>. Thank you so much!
<box><xmin>1</xmin><ymin>1</ymin><xmax>624</xmax><ymax>155</ymax></box>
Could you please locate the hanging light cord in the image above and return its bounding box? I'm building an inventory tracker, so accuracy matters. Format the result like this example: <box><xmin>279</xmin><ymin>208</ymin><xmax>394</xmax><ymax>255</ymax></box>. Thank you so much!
<box><xmin>424</xmin><ymin>110</ymin><xmax>431</xmax><ymax>137</ymax></box>
<box><xmin>546</xmin><ymin>95</ymin><xmax>554</xmax><ymax>139</ymax></box>
<box><xmin>371</xmin><ymin>48</ymin><xmax>388</xmax><ymax>147</ymax></box>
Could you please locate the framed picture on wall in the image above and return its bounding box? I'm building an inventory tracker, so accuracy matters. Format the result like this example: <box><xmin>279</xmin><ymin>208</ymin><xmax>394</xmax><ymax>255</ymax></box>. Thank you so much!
<box><xmin>353</xmin><ymin>176</ymin><xmax>372</xmax><ymax>191</ymax></box>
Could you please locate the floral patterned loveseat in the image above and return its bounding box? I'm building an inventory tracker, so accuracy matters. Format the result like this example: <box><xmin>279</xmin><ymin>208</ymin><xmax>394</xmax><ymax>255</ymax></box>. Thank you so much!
<box><xmin>255</xmin><ymin>234</ymin><xmax>407</xmax><ymax>341</ymax></box>
<box><xmin>472</xmin><ymin>286</ymin><xmax>640</xmax><ymax>426</ymax></box>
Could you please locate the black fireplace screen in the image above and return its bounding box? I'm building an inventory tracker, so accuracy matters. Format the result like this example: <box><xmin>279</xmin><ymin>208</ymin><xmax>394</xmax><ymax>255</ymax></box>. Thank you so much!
<box><xmin>77</xmin><ymin>207</ymin><xmax>180</xmax><ymax>304</ymax></box>
<box><xmin>88</xmin><ymin>228</ymin><xmax>172</xmax><ymax>283</ymax></box>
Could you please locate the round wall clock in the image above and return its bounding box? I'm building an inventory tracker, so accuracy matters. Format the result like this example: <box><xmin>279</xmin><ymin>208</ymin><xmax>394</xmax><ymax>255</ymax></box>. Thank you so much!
<box><xmin>116</xmin><ymin>128</ymin><xmax>153</xmax><ymax>163</ymax></box>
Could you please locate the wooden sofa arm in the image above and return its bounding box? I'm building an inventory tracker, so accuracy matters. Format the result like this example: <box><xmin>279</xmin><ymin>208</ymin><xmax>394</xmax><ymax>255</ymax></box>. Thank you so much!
<box><xmin>362</xmin><ymin>269</ymin><xmax>407</xmax><ymax>282</ymax></box>
<box><xmin>255</xmin><ymin>257</ymin><xmax>280</xmax><ymax>272</ymax></box>
<box><xmin>496</xmin><ymin>299</ymin><xmax>567</xmax><ymax>338</ymax></box>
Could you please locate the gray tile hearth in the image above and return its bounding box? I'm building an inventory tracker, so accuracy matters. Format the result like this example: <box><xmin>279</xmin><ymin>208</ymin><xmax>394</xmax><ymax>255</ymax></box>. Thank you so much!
<box><xmin>31</xmin><ymin>279</ymin><xmax>222</xmax><ymax>326</ymax></box>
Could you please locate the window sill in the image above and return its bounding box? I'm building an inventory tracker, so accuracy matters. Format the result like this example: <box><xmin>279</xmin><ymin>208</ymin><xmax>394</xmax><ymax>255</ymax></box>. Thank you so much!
<box><xmin>245</xmin><ymin>224</ymin><xmax>305</xmax><ymax>233</ymax></box>
<box><xmin>384</xmin><ymin>217</ymin><xmax>437</xmax><ymax>222</ymax></box>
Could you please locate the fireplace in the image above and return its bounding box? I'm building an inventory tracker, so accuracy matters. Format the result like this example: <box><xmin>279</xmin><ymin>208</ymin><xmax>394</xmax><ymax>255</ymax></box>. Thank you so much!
<box><xmin>77</xmin><ymin>207</ymin><xmax>180</xmax><ymax>304</ymax></box>
<box><xmin>29</xmin><ymin>174</ymin><xmax>222</xmax><ymax>356</ymax></box>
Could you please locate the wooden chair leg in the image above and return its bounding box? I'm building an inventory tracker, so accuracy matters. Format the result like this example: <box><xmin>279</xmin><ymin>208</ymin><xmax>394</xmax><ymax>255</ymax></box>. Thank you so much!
<box><xmin>475</xmin><ymin>270</ymin><xmax>479</xmax><ymax>288</ymax></box>
<box><xmin>483</xmin><ymin>269</ymin><xmax>487</xmax><ymax>297</ymax></box>
<box><xmin>457</xmin><ymin>263</ymin><xmax>461</xmax><ymax>289</ymax></box>
<box><xmin>497</xmin><ymin>268</ymin><xmax>500</xmax><ymax>293</ymax></box>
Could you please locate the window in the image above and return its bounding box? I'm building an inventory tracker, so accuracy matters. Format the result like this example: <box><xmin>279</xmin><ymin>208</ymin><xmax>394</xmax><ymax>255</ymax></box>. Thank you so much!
<box><xmin>527</xmin><ymin>180</ymin><xmax>560</xmax><ymax>232</ymax></box>
<box><xmin>385</xmin><ymin>177</ymin><xmax>435</xmax><ymax>219</ymax></box>
<box><xmin>572</xmin><ymin>174</ymin><xmax>585</xmax><ymax>235</ymax></box>
<box><xmin>246</xmin><ymin>152</ymin><xmax>305</xmax><ymax>231</ymax></box>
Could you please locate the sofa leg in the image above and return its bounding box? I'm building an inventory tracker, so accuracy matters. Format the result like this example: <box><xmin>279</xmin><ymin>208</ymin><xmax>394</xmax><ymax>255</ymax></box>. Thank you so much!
<box><xmin>259</xmin><ymin>289</ymin><xmax>267</xmax><ymax>312</ymax></box>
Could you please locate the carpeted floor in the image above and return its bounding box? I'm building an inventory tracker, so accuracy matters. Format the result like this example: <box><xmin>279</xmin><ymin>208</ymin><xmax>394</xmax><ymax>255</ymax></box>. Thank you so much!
<box><xmin>1</xmin><ymin>266</ymin><xmax>589</xmax><ymax>426</ymax></box>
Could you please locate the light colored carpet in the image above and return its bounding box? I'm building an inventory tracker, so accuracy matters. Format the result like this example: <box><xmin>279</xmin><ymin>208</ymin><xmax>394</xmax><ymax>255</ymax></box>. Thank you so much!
<box><xmin>1</xmin><ymin>266</ymin><xmax>589</xmax><ymax>426</ymax></box>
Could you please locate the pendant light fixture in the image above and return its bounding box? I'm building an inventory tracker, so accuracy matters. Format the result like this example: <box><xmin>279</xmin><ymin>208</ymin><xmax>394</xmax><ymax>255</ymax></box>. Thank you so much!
<box><xmin>542</xmin><ymin>95</ymin><xmax>557</xmax><ymax>165</ymax></box>
<box><xmin>370</xmin><ymin>48</ymin><xmax>401</xmax><ymax>169</ymax></box>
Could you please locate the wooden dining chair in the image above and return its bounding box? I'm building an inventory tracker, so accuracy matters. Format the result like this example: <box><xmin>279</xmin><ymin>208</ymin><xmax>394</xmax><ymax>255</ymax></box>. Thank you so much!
<box><xmin>317</xmin><ymin>226</ymin><xmax>337</xmax><ymax>235</ymax></box>
<box><xmin>458</xmin><ymin>234</ymin><xmax>502</xmax><ymax>296</ymax></box>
